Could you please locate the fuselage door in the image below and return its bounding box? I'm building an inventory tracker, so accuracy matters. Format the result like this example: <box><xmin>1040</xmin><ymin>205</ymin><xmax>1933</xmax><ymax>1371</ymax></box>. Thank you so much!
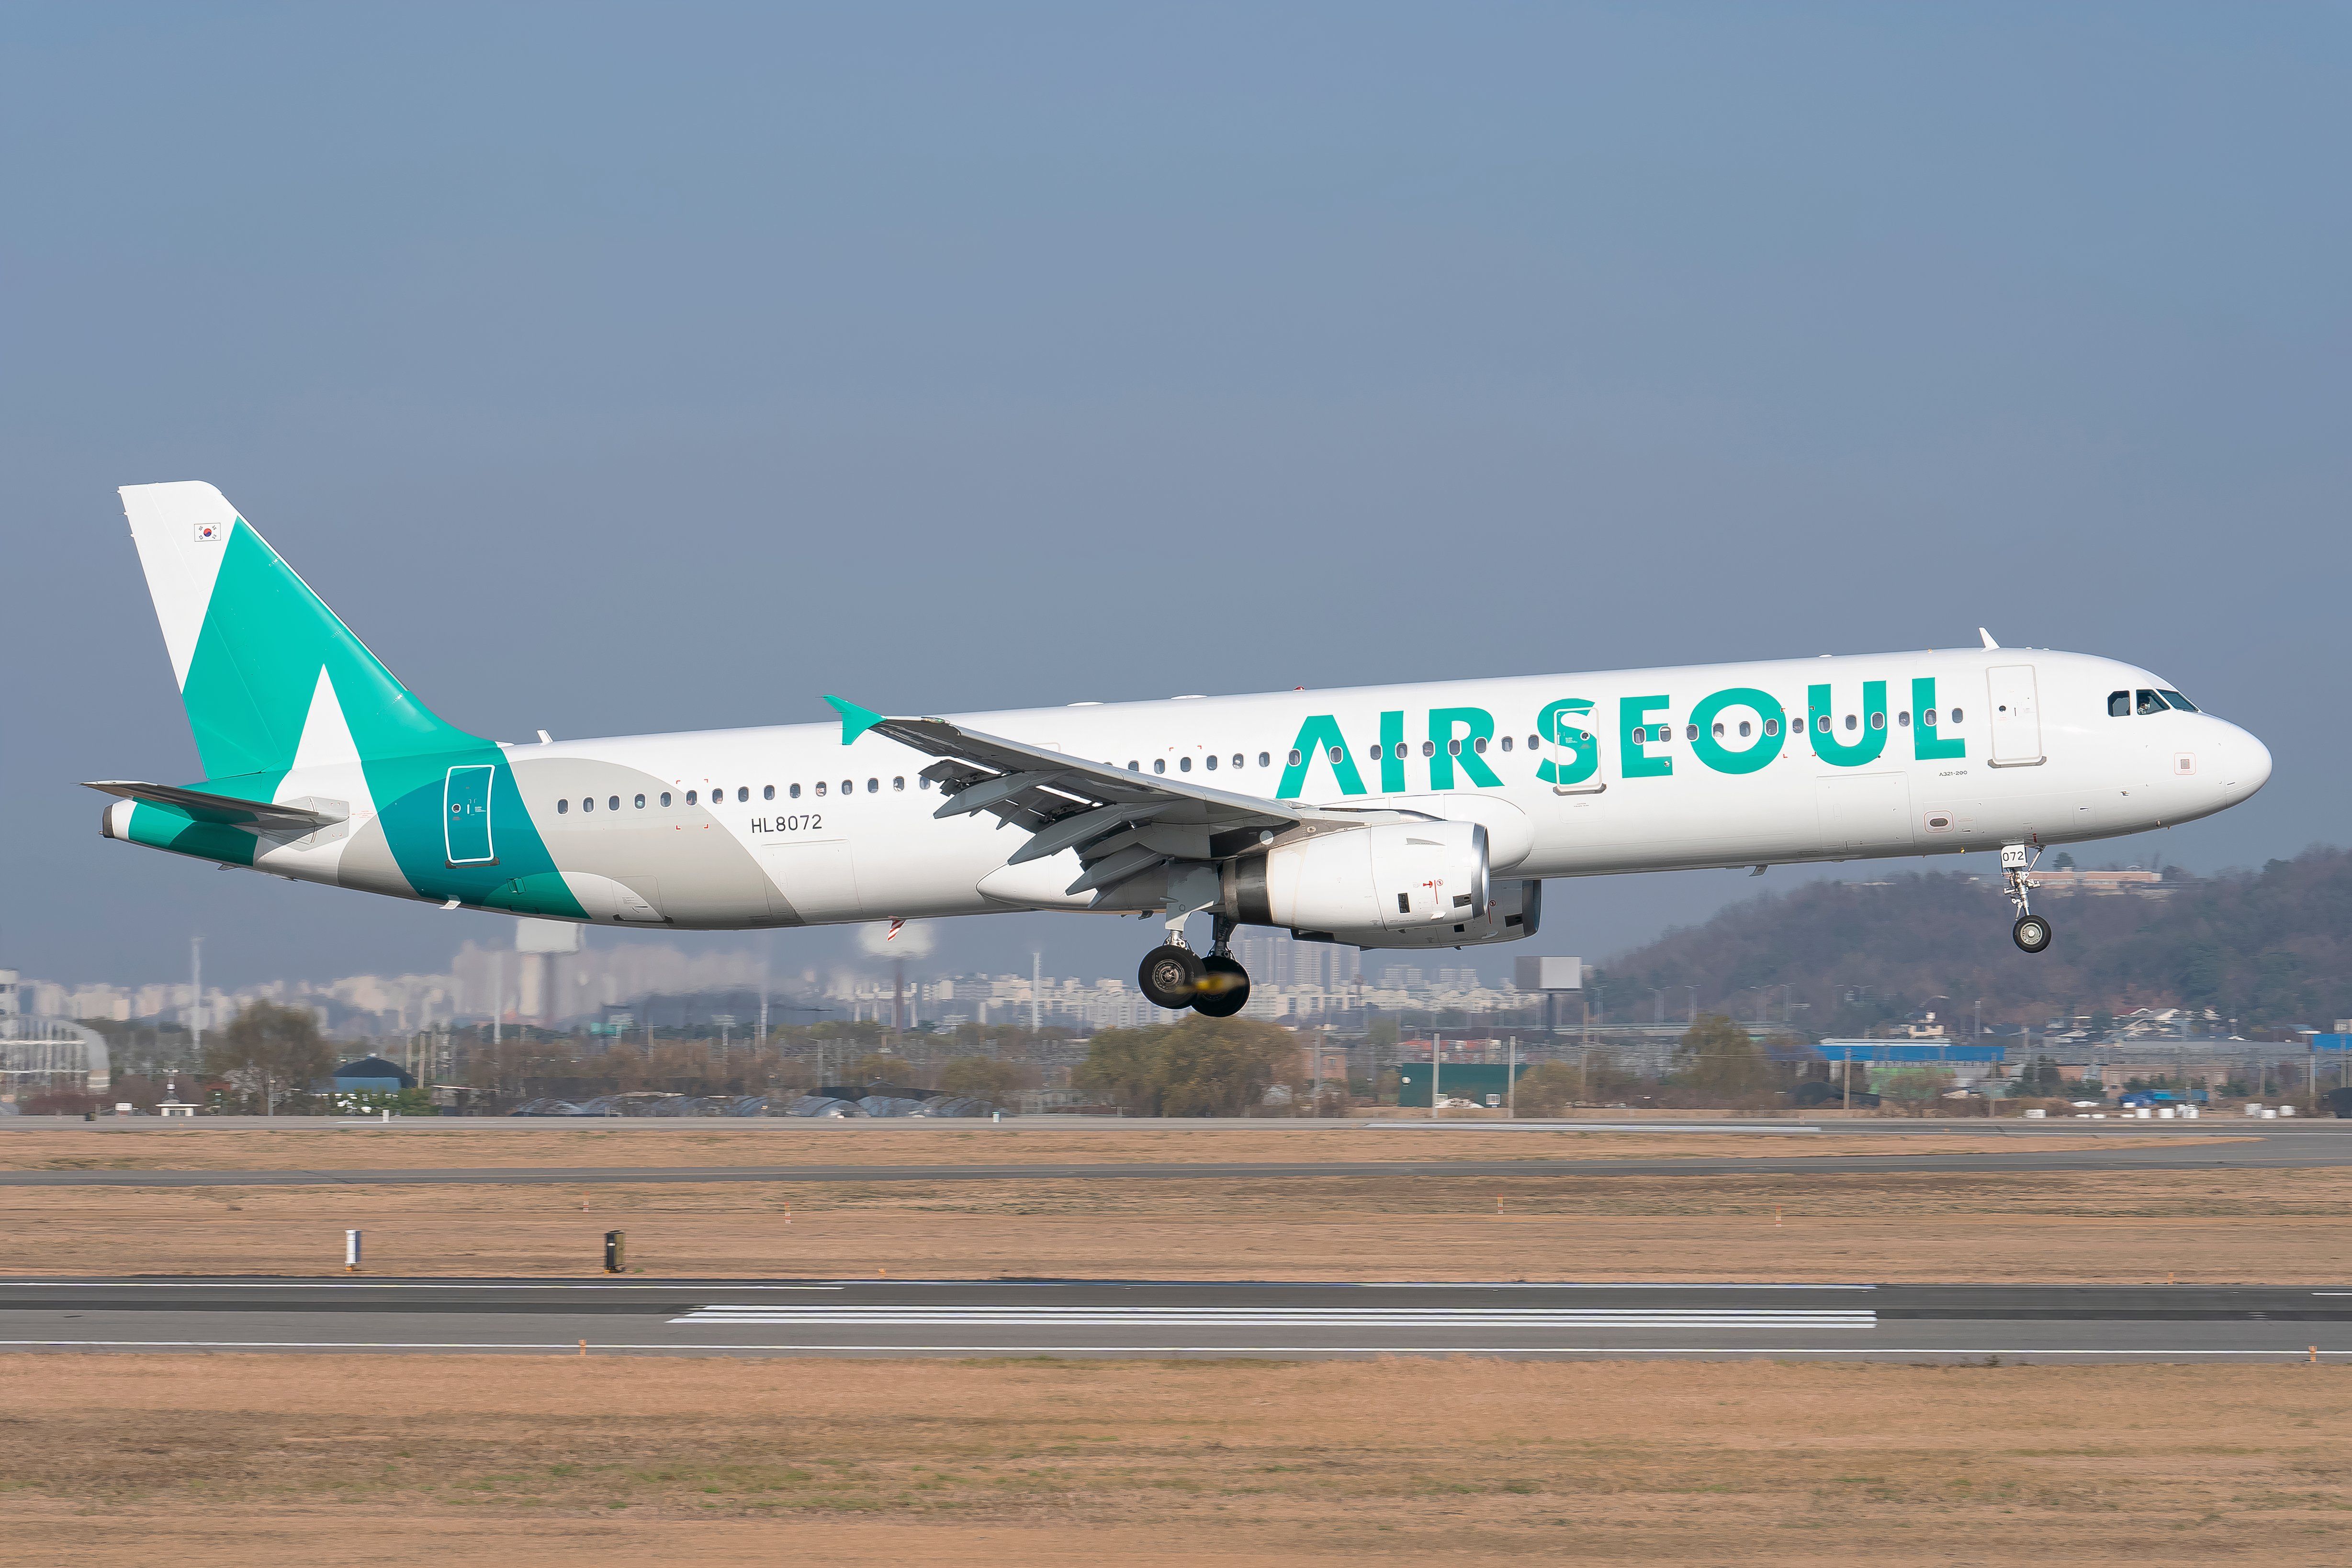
<box><xmin>1986</xmin><ymin>664</ymin><xmax>2045</xmax><ymax>767</ymax></box>
<box><xmin>444</xmin><ymin>764</ymin><xmax>496</xmax><ymax>865</ymax></box>
<box><xmin>1815</xmin><ymin>773</ymin><xmax>1913</xmax><ymax>855</ymax></box>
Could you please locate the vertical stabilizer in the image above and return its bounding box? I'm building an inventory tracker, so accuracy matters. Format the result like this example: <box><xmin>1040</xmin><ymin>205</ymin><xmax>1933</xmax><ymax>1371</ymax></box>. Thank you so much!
<box><xmin>118</xmin><ymin>482</ymin><xmax>476</xmax><ymax>782</ymax></box>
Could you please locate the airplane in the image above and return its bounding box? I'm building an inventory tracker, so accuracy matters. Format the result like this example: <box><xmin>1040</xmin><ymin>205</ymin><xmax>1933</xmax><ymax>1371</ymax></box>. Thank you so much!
<box><xmin>90</xmin><ymin>482</ymin><xmax>2272</xmax><ymax>1017</ymax></box>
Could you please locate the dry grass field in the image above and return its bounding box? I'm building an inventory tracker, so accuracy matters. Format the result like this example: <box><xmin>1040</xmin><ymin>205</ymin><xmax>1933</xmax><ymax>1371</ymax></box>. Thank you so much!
<box><xmin>4</xmin><ymin>1163</ymin><xmax>2349</xmax><ymax>1282</ymax></box>
<box><xmin>3</xmin><ymin>1353</ymin><xmax>2347</xmax><ymax>1567</ymax></box>
<box><xmin>0</xmin><ymin>1120</ymin><xmax>2178</xmax><ymax>1172</ymax></box>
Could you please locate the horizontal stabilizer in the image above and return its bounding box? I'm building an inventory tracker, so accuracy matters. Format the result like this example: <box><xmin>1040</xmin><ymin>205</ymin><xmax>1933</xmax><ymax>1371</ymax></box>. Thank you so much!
<box><xmin>80</xmin><ymin>780</ymin><xmax>349</xmax><ymax>834</ymax></box>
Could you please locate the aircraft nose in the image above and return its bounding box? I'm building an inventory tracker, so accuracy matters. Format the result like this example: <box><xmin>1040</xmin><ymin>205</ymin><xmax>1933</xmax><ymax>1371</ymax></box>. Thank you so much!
<box><xmin>2218</xmin><ymin>722</ymin><xmax>2272</xmax><ymax>797</ymax></box>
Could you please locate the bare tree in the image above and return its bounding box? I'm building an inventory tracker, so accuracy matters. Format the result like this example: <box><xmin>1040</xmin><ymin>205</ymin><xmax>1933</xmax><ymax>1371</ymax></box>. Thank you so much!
<box><xmin>205</xmin><ymin>1001</ymin><xmax>334</xmax><ymax>1116</ymax></box>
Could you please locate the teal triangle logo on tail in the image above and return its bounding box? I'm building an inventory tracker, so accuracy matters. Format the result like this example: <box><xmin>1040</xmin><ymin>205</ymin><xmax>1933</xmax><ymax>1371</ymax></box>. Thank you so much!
<box><xmin>113</xmin><ymin>482</ymin><xmax>584</xmax><ymax>917</ymax></box>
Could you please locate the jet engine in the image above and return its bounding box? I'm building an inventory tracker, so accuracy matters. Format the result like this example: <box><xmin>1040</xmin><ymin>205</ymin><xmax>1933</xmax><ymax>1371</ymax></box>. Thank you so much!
<box><xmin>1224</xmin><ymin>820</ymin><xmax>1493</xmax><ymax>940</ymax></box>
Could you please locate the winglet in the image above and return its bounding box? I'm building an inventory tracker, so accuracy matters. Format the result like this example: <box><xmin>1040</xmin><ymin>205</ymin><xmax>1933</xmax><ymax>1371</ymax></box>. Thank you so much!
<box><xmin>823</xmin><ymin>695</ymin><xmax>886</xmax><ymax>746</ymax></box>
<box><xmin>1979</xmin><ymin>627</ymin><xmax>2000</xmax><ymax>650</ymax></box>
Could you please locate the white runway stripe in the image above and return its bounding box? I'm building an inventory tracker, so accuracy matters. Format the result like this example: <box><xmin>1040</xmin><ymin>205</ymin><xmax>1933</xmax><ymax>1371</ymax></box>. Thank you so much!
<box><xmin>672</xmin><ymin>1306</ymin><xmax>1878</xmax><ymax>1329</ymax></box>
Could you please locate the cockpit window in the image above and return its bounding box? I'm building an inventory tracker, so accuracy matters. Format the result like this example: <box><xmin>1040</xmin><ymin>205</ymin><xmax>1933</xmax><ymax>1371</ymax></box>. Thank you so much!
<box><xmin>2160</xmin><ymin>690</ymin><xmax>2198</xmax><ymax>713</ymax></box>
<box><xmin>2108</xmin><ymin>690</ymin><xmax>2131</xmax><ymax>718</ymax></box>
<box><xmin>2136</xmin><ymin>689</ymin><xmax>2166</xmax><ymax>715</ymax></box>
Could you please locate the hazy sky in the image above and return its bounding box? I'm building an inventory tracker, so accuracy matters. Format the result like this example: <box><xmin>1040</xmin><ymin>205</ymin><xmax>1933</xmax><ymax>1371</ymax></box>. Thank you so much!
<box><xmin>5</xmin><ymin>4</ymin><xmax>2345</xmax><ymax>994</ymax></box>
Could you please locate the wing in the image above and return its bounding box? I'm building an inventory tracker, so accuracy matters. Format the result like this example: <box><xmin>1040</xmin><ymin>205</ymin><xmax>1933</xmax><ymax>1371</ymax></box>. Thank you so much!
<box><xmin>80</xmin><ymin>780</ymin><xmax>349</xmax><ymax>835</ymax></box>
<box><xmin>824</xmin><ymin>696</ymin><xmax>1373</xmax><ymax>900</ymax></box>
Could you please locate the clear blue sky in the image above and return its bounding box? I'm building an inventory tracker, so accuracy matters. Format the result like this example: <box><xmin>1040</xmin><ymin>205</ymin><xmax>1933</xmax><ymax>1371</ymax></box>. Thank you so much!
<box><xmin>5</xmin><ymin>4</ymin><xmax>2345</xmax><ymax>991</ymax></box>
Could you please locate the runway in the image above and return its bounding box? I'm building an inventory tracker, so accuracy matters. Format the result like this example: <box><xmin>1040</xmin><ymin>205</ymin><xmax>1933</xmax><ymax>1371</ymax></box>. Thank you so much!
<box><xmin>3</xmin><ymin>1277</ymin><xmax>2350</xmax><ymax>1361</ymax></box>
<box><xmin>1</xmin><ymin>1121</ymin><xmax>2347</xmax><ymax>1186</ymax></box>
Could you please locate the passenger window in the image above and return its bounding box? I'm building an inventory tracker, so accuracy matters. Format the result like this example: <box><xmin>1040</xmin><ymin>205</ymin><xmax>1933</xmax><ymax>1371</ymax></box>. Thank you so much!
<box><xmin>1327</xmin><ymin>747</ymin><xmax>1343</xmax><ymax>764</ymax></box>
<box><xmin>1499</xmin><ymin>736</ymin><xmax>1513</xmax><ymax>752</ymax></box>
<box><xmin>1258</xmin><ymin>752</ymin><xmax>1270</xmax><ymax>767</ymax></box>
<box><xmin>583</xmin><ymin>797</ymin><xmax>595</xmax><ymax>812</ymax></box>
<box><xmin>867</xmin><ymin>778</ymin><xmax>878</xmax><ymax>793</ymax></box>
<box><xmin>1155</xmin><ymin>759</ymin><xmax>1167</xmax><ymax>774</ymax></box>
<box><xmin>736</xmin><ymin>787</ymin><xmax>748</xmax><ymax>802</ymax></box>
<box><xmin>1473</xmin><ymin>736</ymin><xmax>1488</xmax><ymax>754</ymax></box>
<box><xmin>1682</xmin><ymin>725</ymin><xmax>1696</xmax><ymax>742</ymax></box>
<box><xmin>2137</xmin><ymin>689</ymin><xmax>2165</xmax><ymax>715</ymax></box>
<box><xmin>789</xmin><ymin>784</ymin><xmax>801</xmax><ymax>799</ymax></box>
<box><xmin>1844</xmin><ymin>715</ymin><xmax>1858</xmax><ymax>731</ymax></box>
<box><xmin>1288</xmin><ymin>750</ymin><xmax>1302</xmax><ymax>767</ymax></box>
<box><xmin>921</xmin><ymin>776</ymin><xmax>933</xmax><ymax>789</ymax></box>
<box><xmin>609</xmin><ymin>795</ymin><xmax>620</xmax><ymax>811</ymax></box>
<box><xmin>1897</xmin><ymin>711</ymin><xmax>1909</xmax><ymax>727</ymax></box>
<box><xmin>1232</xmin><ymin>753</ymin><xmax>1244</xmax><ymax>769</ymax></box>
<box><xmin>2161</xmin><ymin>690</ymin><xmax>2198</xmax><ymax>712</ymax></box>
<box><xmin>1922</xmin><ymin>709</ymin><xmax>1937</xmax><ymax>727</ymax></box>
<box><xmin>1764</xmin><ymin>718</ymin><xmax>1779</xmax><ymax>737</ymax></box>
<box><xmin>1204</xmin><ymin>754</ymin><xmax>1217</xmax><ymax>770</ymax></box>
<box><xmin>557</xmin><ymin>798</ymin><xmax>569</xmax><ymax>814</ymax></box>
<box><xmin>1180</xmin><ymin>757</ymin><xmax>1193</xmax><ymax>773</ymax></box>
<box><xmin>1128</xmin><ymin>761</ymin><xmax>1140</xmax><ymax>772</ymax></box>
<box><xmin>1949</xmin><ymin>707</ymin><xmax>1964</xmax><ymax>723</ymax></box>
<box><xmin>1528</xmin><ymin>734</ymin><xmax>1541</xmax><ymax>750</ymax></box>
<box><xmin>1421</xmin><ymin>740</ymin><xmax>1435</xmax><ymax>756</ymax></box>
<box><xmin>2108</xmin><ymin>690</ymin><xmax>2131</xmax><ymax>717</ymax></box>
<box><xmin>1869</xmin><ymin>712</ymin><xmax>1885</xmax><ymax>730</ymax></box>
<box><xmin>1711</xmin><ymin>722</ymin><xmax>1725</xmax><ymax>738</ymax></box>
<box><xmin>660</xmin><ymin>792</ymin><xmax>671</xmax><ymax>806</ymax></box>
<box><xmin>814</xmin><ymin>783</ymin><xmax>826</xmax><ymax>797</ymax></box>
<box><xmin>842</xmin><ymin>780</ymin><xmax>853</xmax><ymax>795</ymax></box>
<box><xmin>763</xmin><ymin>785</ymin><xmax>774</xmax><ymax>800</ymax></box>
<box><xmin>893</xmin><ymin>776</ymin><xmax>905</xmax><ymax>790</ymax></box>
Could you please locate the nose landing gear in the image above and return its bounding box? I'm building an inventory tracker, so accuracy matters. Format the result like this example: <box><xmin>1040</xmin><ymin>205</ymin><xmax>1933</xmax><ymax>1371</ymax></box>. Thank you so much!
<box><xmin>2003</xmin><ymin>843</ymin><xmax>2053</xmax><ymax>953</ymax></box>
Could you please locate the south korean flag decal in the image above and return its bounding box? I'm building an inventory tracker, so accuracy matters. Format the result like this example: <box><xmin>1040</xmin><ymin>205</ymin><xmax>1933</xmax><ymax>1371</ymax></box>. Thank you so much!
<box><xmin>195</xmin><ymin>518</ymin><xmax>229</xmax><ymax>542</ymax></box>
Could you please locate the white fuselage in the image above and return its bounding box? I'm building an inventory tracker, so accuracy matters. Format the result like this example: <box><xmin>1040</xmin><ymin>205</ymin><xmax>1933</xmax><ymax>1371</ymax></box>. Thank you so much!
<box><xmin>240</xmin><ymin>646</ymin><xmax>2272</xmax><ymax>934</ymax></box>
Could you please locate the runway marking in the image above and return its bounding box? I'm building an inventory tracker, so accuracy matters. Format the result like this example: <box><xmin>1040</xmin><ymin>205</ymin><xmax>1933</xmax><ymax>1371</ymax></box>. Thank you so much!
<box><xmin>0</xmin><ymin>1339</ymin><xmax>2346</xmax><ymax>1358</ymax></box>
<box><xmin>669</xmin><ymin>1307</ymin><xmax>1879</xmax><ymax>1328</ymax></box>
<box><xmin>1359</xmin><ymin>1122</ymin><xmax>1825</xmax><ymax>1134</ymax></box>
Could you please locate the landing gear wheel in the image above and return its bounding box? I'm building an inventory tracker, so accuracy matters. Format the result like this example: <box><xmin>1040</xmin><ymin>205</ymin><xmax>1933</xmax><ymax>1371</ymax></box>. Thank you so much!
<box><xmin>1139</xmin><ymin>944</ymin><xmax>1207</xmax><ymax>1009</ymax></box>
<box><xmin>1192</xmin><ymin>955</ymin><xmax>1251</xmax><ymax>1018</ymax></box>
<box><xmin>2012</xmin><ymin>914</ymin><xmax>2052</xmax><ymax>954</ymax></box>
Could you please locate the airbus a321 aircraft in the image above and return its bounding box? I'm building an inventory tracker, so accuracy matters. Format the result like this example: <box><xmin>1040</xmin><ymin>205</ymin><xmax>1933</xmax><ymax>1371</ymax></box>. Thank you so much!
<box><xmin>91</xmin><ymin>482</ymin><xmax>2272</xmax><ymax>1016</ymax></box>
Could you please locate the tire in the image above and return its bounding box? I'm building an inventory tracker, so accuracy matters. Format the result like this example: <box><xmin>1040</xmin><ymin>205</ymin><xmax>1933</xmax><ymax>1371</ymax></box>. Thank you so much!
<box><xmin>2012</xmin><ymin>914</ymin><xmax>2052</xmax><ymax>953</ymax></box>
<box><xmin>1192</xmin><ymin>955</ymin><xmax>1251</xmax><ymax>1019</ymax></box>
<box><xmin>1138</xmin><ymin>944</ymin><xmax>1207</xmax><ymax>1009</ymax></box>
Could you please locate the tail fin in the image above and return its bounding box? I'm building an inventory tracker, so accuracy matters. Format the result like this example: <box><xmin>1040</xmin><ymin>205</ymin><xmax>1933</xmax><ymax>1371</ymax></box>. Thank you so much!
<box><xmin>119</xmin><ymin>482</ymin><xmax>476</xmax><ymax>782</ymax></box>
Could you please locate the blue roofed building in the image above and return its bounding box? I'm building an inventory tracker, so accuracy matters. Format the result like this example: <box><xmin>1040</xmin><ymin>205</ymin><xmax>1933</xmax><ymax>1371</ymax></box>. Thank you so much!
<box><xmin>330</xmin><ymin>1055</ymin><xmax>417</xmax><ymax>1093</ymax></box>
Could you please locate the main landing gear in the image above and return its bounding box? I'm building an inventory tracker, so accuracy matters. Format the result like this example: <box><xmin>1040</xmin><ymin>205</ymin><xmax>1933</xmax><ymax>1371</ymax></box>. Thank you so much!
<box><xmin>2003</xmin><ymin>843</ymin><xmax>2053</xmax><ymax>953</ymax></box>
<box><xmin>1138</xmin><ymin>915</ymin><xmax>1253</xmax><ymax>1016</ymax></box>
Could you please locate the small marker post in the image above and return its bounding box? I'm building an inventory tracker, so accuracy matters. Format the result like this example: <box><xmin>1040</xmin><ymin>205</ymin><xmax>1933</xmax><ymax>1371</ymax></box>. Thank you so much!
<box><xmin>344</xmin><ymin>1229</ymin><xmax>361</xmax><ymax>1272</ymax></box>
<box><xmin>579</xmin><ymin>1339</ymin><xmax>588</xmax><ymax>1357</ymax></box>
<box><xmin>603</xmin><ymin>1230</ymin><xmax>626</xmax><ymax>1274</ymax></box>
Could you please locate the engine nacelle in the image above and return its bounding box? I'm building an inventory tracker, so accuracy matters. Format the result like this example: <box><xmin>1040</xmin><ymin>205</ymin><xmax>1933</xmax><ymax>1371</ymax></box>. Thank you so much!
<box><xmin>1320</xmin><ymin>876</ymin><xmax>1543</xmax><ymax>949</ymax></box>
<box><xmin>1225</xmin><ymin>820</ymin><xmax>1489</xmax><ymax>937</ymax></box>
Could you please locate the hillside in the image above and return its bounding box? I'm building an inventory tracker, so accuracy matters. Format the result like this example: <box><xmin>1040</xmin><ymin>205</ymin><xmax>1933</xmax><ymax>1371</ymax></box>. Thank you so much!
<box><xmin>1595</xmin><ymin>846</ymin><xmax>2352</xmax><ymax>1038</ymax></box>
